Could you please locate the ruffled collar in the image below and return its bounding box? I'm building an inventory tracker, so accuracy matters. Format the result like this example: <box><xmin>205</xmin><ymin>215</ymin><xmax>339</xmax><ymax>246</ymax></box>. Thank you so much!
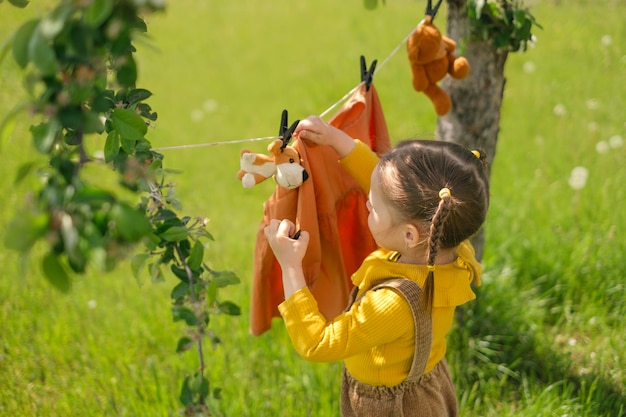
<box><xmin>353</xmin><ymin>240</ymin><xmax>481</xmax><ymax>308</ymax></box>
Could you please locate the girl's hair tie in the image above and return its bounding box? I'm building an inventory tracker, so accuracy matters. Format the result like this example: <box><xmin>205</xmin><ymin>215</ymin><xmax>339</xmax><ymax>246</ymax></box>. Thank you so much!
<box><xmin>426</xmin><ymin>265</ymin><xmax>436</xmax><ymax>272</ymax></box>
<box><xmin>438</xmin><ymin>187</ymin><xmax>451</xmax><ymax>199</ymax></box>
<box><xmin>471</xmin><ymin>150</ymin><xmax>481</xmax><ymax>159</ymax></box>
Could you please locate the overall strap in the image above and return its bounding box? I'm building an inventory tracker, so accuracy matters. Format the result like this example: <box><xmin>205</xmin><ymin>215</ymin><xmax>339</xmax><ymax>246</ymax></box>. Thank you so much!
<box><xmin>369</xmin><ymin>278</ymin><xmax>433</xmax><ymax>383</ymax></box>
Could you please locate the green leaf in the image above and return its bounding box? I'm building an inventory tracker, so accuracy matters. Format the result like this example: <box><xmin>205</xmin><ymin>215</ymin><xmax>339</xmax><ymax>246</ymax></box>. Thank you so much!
<box><xmin>67</xmin><ymin>245</ymin><xmax>87</xmax><ymax>273</ymax></box>
<box><xmin>211</xmin><ymin>269</ymin><xmax>240</xmax><ymax>288</ymax></box>
<box><xmin>104</xmin><ymin>130</ymin><xmax>120</xmax><ymax>163</ymax></box>
<box><xmin>363</xmin><ymin>0</ymin><xmax>378</xmax><ymax>10</ymax></box>
<box><xmin>39</xmin><ymin>4</ymin><xmax>74</xmax><ymax>39</ymax></box>
<box><xmin>171</xmin><ymin>281</ymin><xmax>189</xmax><ymax>300</ymax></box>
<box><xmin>83</xmin><ymin>111</ymin><xmax>104</xmax><ymax>134</ymax></box>
<box><xmin>30</xmin><ymin>120</ymin><xmax>59</xmax><ymax>153</ymax></box>
<box><xmin>137</xmin><ymin>102</ymin><xmax>157</xmax><ymax>121</ymax></box>
<box><xmin>159</xmin><ymin>226</ymin><xmax>188</xmax><ymax>242</ymax></box>
<box><xmin>29</xmin><ymin>29</ymin><xmax>57</xmax><ymax>75</ymax></box>
<box><xmin>213</xmin><ymin>388</ymin><xmax>223</xmax><ymax>400</ymax></box>
<box><xmin>187</xmin><ymin>241</ymin><xmax>204</xmax><ymax>270</ymax></box>
<box><xmin>4</xmin><ymin>212</ymin><xmax>49</xmax><ymax>252</ymax></box>
<box><xmin>116</xmin><ymin>55</ymin><xmax>137</xmax><ymax>87</ymax></box>
<box><xmin>0</xmin><ymin>32</ymin><xmax>14</xmax><ymax>66</ymax></box>
<box><xmin>41</xmin><ymin>252</ymin><xmax>71</xmax><ymax>292</ymax></box>
<box><xmin>198</xmin><ymin>375</ymin><xmax>210</xmax><ymax>402</ymax></box>
<box><xmin>0</xmin><ymin>116</ymin><xmax>16</xmax><ymax>149</ymax></box>
<box><xmin>126</xmin><ymin>88</ymin><xmax>152</xmax><ymax>105</ymax></box>
<box><xmin>110</xmin><ymin>203</ymin><xmax>151</xmax><ymax>242</ymax></box>
<box><xmin>112</xmin><ymin>108</ymin><xmax>147</xmax><ymax>141</ymax></box>
<box><xmin>120</xmin><ymin>135</ymin><xmax>136</xmax><ymax>154</ymax></box>
<box><xmin>176</xmin><ymin>336</ymin><xmax>193</xmax><ymax>353</ymax></box>
<box><xmin>72</xmin><ymin>186</ymin><xmax>116</xmax><ymax>206</ymax></box>
<box><xmin>63</xmin><ymin>130</ymin><xmax>81</xmax><ymax>146</ymax></box>
<box><xmin>149</xmin><ymin>261</ymin><xmax>164</xmax><ymax>283</ymax></box>
<box><xmin>153</xmin><ymin>208</ymin><xmax>177</xmax><ymax>221</ymax></box>
<box><xmin>57</xmin><ymin>106</ymin><xmax>84</xmax><ymax>131</ymax></box>
<box><xmin>172</xmin><ymin>306</ymin><xmax>198</xmax><ymax>326</ymax></box>
<box><xmin>170</xmin><ymin>264</ymin><xmax>190</xmax><ymax>283</ymax></box>
<box><xmin>130</xmin><ymin>253</ymin><xmax>150</xmax><ymax>284</ymax></box>
<box><xmin>68</xmin><ymin>23</ymin><xmax>90</xmax><ymax>56</ymax></box>
<box><xmin>184</xmin><ymin>372</ymin><xmax>209</xmax><ymax>402</ymax></box>
<box><xmin>179</xmin><ymin>376</ymin><xmax>194</xmax><ymax>407</ymax></box>
<box><xmin>84</xmin><ymin>0</ymin><xmax>113</xmax><ymax>28</ymax></box>
<box><xmin>0</xmin><ymin>101</ymin><xmax>27</xmax><ymax>142</ymax></box>
<box><xmin>9</xmin><ymin>0</ymin><xmax>30</xmax><ymax>7</ymax></box>
<box><xmin>87</xmin><ymin>246</ymin><xmax>105</xmax><ymax>270</ymax></box>
<box><xmin>91</xmin><ymin>90</ymin><xmax>115</xmax><ymax>113</ymax></box>
<box><xmin>218</xmin><ymin>301</ymin><xmax>241</xmax><ymax>316</ymax></box>
<box><xmin>143</xmin><ymin>232</ymin><xmax>160</xmax><ymax>251</ymax></box>
<box><xmin>494</xmin><ymin>32</ymin><xmax>510</xmax><ymax>49</ymax></box>
<box><xmin>132</xmin><ymin>16</ymin><xmax>148</xmax><ymax>32</ymax></box>
<box><xmin>12</xmin><ymin>19</ymin><xmax>39</xmax><ymax>68</ymax></box>
<box><xmin>160</xmin><ymin>245</ymin><xmax>175</xmax><ymax>264</ymax></box>
<box><xmin>14</xmin><ymin>161</ymin><xmax>36</xmax><ymax>185</ymax></box>
<box><xmin>206</xmin><ymin>280</ymin><xmax>217</xmax><ymax>307</ymax></box>
<box><xmin>51</xmin><ymin>157</ymin><xmax>76</xmax><ymax>184</ymax></box>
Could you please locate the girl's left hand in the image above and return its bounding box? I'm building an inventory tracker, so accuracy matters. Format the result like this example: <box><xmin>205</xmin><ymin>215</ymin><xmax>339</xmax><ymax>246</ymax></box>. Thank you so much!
<box><xmin>264</xmin><ymin>219</ymin><xmax>309</xmax><ymax>268</ymax></box>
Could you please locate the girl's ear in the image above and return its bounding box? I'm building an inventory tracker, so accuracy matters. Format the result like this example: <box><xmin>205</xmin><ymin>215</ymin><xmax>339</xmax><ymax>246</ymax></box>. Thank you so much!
<box><xmin>404</xmin><ymin>224</ymin><xmax>422</xmax><ymax>248</ymax></box>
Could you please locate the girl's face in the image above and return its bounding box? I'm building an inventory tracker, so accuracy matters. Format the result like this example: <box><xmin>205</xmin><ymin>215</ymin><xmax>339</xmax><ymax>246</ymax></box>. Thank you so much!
<box><xmin>367</xmin><ymin>170</ymin><xmax>406</xmax><ymax>251</ymax></box>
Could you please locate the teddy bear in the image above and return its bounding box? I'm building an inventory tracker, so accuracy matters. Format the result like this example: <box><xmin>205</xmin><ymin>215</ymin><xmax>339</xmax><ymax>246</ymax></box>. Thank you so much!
<box><xmin>237</xmin><ymin>139</ymin><xmax>309</xmax><ymax>189</ymax></box>
<box><xmin>406</xmin><ymin>0</ymin><xmax>470</xmax><ymax>116</ymax></box>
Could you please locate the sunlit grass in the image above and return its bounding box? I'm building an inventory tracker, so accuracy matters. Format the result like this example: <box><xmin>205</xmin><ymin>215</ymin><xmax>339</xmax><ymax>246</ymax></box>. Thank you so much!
<box><xmin>1</xmin><ymin>0</ymin><xmax>625</xmax><ymax>416</ymax></box>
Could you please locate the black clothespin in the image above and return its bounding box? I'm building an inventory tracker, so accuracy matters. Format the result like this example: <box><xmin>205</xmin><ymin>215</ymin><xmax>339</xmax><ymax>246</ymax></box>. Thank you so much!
<box><xmin>278</xmin><ymin>109</ymin><xmax>302</xmax><ymax>240</ymax></box>
<box><xmin>278</xmin><ymin>109</ymin><xmax>300</xmax><ymax>151</ymax></box>
<box><xmin>425</xmin><ymin>0</ymin><xmax>443</xmax><ymax>19</ymax></box>
<box><xmin>360</xmin><ymin>55</ymin><xmax>377</xmax><ymax>91</ymax></box>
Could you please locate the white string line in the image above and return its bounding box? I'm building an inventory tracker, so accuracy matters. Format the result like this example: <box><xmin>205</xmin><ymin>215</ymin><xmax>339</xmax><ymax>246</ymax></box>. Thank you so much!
<box><xmin>318</xmin><ymin>24</ymin><xmax>418</xmax><ymax>119</ymax></box>
<box><xmin>153</xmin><ymin>136</ymin><xmax>281</xmax><ymax>151</ymax></box>
<box><xmin>318</xmin><ymin>82</ymin><xmax>364</xmax><ymax>119</ymax></box>
<box><xmin>153</xmin><ymin>25</ymin><xmax>418</xmax><ymax>152</ymax></box>
<box><xmin>376</xmin><ymin>24</ymin><xmax>419</xmax><ymax>75</ymax></box>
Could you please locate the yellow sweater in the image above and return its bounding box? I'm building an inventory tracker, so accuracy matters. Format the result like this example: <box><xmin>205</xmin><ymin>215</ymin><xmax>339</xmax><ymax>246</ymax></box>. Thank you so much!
<box><xmin>278</xmin><ymin>140</ymin><xmax>482</xmax><ymax>386</ymax></box>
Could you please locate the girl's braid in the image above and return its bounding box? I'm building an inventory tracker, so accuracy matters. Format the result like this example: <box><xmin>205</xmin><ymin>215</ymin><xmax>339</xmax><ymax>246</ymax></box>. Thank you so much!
<box><xmin>423</xmin><ymin>192</ymin><xmax>453</xmax><ymax>312</ymax></box>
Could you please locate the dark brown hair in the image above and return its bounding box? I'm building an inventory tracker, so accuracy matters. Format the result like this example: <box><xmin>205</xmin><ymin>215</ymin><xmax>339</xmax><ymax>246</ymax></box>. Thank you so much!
<box><xmin>376</xmin><ymin>140</ymin><xmax>490</xmax><ymax>311</ymax></box>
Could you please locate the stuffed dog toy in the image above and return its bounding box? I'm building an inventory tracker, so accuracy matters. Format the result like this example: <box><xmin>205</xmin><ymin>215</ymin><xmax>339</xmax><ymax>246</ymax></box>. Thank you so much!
<box><xmin>237</xmin><ymin>139</ymin><xmax>309</xmax><ymax>189</ymax></box>
<box><xmin>407</xmin><ymin>0</ymin><xmax>470</xmax><ymax>116</ymax></box>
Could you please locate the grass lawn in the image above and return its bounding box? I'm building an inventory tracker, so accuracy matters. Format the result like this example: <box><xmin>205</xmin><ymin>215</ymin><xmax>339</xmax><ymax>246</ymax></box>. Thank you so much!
<box><xmin>1</xmin><ymin>0</ymin><xmax>624</xmax><ymax>416</ymax></box>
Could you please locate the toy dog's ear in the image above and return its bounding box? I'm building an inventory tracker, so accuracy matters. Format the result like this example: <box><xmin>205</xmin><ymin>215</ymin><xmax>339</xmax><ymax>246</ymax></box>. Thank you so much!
<box><xmin>267</xmin><ymin>139</ymin><xmax>284</xmax><ymax>156</ymax></box>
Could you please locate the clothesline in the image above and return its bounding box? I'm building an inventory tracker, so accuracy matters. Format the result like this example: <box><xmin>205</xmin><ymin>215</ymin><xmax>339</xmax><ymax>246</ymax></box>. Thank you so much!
<box><xmin>318</xmin><ymin>25</ymin><xmax>417</xmax><ymax>119</ymax></box>
<box><xmin>152</xmin><ymin>136</ymin><xmax>282</xmax><ymax>151</ymax></box>
<box><xmin>152</xmin><ymin>24</ymin><xmax>418</xmax><ymax>152</ymax></box>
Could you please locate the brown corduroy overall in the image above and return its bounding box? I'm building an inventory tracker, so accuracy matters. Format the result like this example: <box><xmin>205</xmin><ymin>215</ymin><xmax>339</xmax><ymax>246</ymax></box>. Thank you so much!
<box><xmin>340</xmin><ymin>279</ymin><xmax>458</xmax><ymax>417</ymax></box>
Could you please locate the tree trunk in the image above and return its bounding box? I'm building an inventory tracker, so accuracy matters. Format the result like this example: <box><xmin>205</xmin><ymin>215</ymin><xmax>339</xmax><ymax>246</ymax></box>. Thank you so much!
<box><xmin>438</xmin><ymin>0</ymin><xmax>509</xmax><ymax>261</ymax></box>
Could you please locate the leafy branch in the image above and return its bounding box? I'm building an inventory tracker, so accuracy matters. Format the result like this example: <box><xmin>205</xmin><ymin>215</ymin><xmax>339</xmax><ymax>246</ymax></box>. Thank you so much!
<box><xmin>1</xmin><ymin>1</ymin><xmax>239</xmax><ymax>414</ymax></box>
<box><xmin>468</xmin><ymin>0</ymin><xmax>542</xmax><ymax>52</ymax></box>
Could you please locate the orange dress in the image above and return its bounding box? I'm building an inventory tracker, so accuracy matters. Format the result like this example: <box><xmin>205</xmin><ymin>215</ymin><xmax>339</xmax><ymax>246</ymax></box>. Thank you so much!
<box><xmin>249</xmin><ymin>83</ymin><xmax>390</xmax><ymax>336</ymax></box>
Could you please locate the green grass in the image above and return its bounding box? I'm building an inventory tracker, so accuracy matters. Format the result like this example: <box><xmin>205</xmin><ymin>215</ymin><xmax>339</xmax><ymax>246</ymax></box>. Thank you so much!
<box><xmin>1</xmin><ymin>0</ymin><xmax>625</xmax><ymax>416</ymax></box>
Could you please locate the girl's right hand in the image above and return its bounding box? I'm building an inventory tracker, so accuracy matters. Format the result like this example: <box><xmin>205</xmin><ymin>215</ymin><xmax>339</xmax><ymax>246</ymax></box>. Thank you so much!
<box><xmin>264</xmin><ymin>219</ymin><xmax>309</xmax><ymax>268</ymax></box>
<box><xmin>294</xmin><ymin>116</ymin><xmax>356</xmax><ymax>158</ymax></box>
<box><xmin>264</xmin><ymin>219</ymin><xmax>309</xmax><ymax>298</ymax></box>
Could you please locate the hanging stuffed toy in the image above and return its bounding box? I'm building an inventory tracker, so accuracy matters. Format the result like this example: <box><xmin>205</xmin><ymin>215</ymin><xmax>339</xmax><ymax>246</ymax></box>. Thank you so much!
<box><xmin>237</xmin><ymin>111</ymin><xmax>309</xmax><ymax>189</ymax></box>
<box><xmin>407</xmin><ymin>0</ymin><xmax>470</xmax><ymax>116</ymax></box>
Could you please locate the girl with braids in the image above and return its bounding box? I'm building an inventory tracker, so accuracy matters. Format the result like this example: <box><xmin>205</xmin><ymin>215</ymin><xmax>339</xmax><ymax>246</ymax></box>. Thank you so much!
<box><xmin>264</xmin><ymin>115</ymin><xmax>489</xmax><ymax>417</ymax></box>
